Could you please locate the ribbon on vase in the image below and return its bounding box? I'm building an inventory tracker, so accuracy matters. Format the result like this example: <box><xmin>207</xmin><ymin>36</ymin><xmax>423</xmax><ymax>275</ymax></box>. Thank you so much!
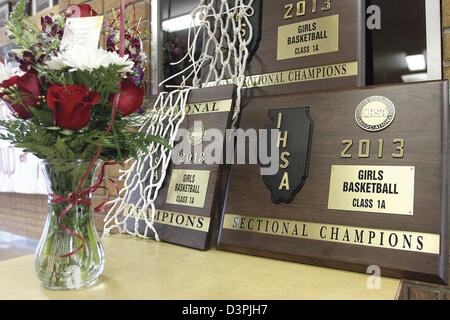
<box><xmin>49</xmin><ymin>159</ymin><xmax>122</xmax><ymax>258</ymax></box>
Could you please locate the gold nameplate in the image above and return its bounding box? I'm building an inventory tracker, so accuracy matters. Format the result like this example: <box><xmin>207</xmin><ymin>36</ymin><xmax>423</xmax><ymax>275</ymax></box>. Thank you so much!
<box><xmin>185</xmin><ymin>99</ymin><xmax>233</xmax><ymax>115</ymax></box>
<box><xmin>152</xmin><ymin>210</ymin><xmax>210</xmax><ymax>232</ymax></box>
<box><xmin>223</xmin><ymin>214</ymin><xmax>440</xmax><ymax>255</ymax></box>
<box><xmin>146</xmin><ymin>99</ymin><xmax>233</xmax><ymax>116</ymax></box>
<box><xmin>328</xmin><ymin>165</ymin><xmax>415</xmax><ymax>215</ymax></box>
<box><xmin>204</xmin><ymin>61</ymin><xmax>358</xmax><ymax>89</ymax></box>
<box><xmin>166</xmin><ymin>169</ymin><xmax>210</xmax><ymax>208</ymax></box>
<box><xmin>122</xmin><ymin>206</ymin><xmax>210</xmax><ymax>232</ymax></box>
<box><xmin>277</xmin><ymin>14</ymin><xmax>339</xmax><ymax>60</ymax></box>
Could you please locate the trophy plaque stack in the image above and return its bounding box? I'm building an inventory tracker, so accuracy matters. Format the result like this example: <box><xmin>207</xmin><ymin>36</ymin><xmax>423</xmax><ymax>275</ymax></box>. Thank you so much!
<box><xmin>131</xmin><ymin>0</ymin><xmax>449</xmax><ymax>285</ymax></box>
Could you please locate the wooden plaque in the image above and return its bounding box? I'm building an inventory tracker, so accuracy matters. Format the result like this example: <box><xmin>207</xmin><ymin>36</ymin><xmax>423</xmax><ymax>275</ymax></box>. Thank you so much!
<box><xmin>207</xmin><ymin>0</ymin><xmax>366</xmax><ymax>96</ymax></box>
<box><xmin>217</xmin><ymin>81</ymin><xmax>449</xmax><ymax>284</ymax></box>
<box><xmin>125</xmin><ymin>85</ymin><xmax>236</xmax><ymax>250</ymax></box>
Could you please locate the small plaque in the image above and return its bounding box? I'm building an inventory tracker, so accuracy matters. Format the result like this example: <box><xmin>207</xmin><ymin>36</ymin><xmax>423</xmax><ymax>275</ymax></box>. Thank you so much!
<box><xmin>328</xmin><ymin>165</ymin><xmax>415</xmax><ymax>216</ymax></box>
<box><xmin>125</xmin><ymin>85</ymin><xmax>236</xmax><ymax>250</ymax></box>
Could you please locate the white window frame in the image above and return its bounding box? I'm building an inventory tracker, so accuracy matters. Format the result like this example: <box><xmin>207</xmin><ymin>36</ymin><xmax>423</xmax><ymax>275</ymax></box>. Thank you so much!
<box><xmin>425</xmin><ymin>0</ymin><xmax>443</xmax><ymax>80</ymax></box>
<box><xmin>32</xmin><ymin>0</ymin><xmax>54</xmax><ymax>16</ymax></box>
<box><xmin>151</xmin><ymin>0</ymin><xmax>163</xmax><ymax>95</ymax></box>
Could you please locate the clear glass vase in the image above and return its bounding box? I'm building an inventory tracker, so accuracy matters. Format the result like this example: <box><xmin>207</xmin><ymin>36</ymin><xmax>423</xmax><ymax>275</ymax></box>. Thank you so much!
<box><xmin>35</xmin><ymin>159</ymin><xmax>105</xmax><ymax>290</ymax></box>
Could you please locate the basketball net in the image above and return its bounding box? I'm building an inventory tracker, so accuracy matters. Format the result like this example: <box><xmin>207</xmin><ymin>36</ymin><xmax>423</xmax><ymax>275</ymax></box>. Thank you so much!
<box><xmin>103</xmin><ymin>0</ymin><xmax>254</xmax><ymax>239</ymax></box>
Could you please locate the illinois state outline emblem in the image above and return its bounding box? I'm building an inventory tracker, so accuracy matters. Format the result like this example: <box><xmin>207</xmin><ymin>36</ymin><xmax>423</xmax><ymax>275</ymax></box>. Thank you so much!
<box><xmin>262</xmin><ymin>107</ymin><xmax>313</xmax><ymax>204</ymax></box>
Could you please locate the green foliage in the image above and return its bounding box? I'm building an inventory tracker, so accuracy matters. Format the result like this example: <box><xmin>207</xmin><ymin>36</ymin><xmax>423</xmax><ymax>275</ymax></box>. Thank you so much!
<box><xmin>7</xmin><ymin>0</ymin><xmax>66</xmax><ymax>80</ymax></box>
<box><xmin>0</xmin><ymin>112</ymin><xmax>170</xmax><ymax>162</ymax></box>
<box><xmin>0</xmin><ymin>64</ymin><xmax>170</xmax><ymax>162</ymax></box>
<box><xmin>0</xmin><ymin>0</ymin><xmax>169</xmax><ymax>163</ymax></box>
<box><xmin>7</xmin><ymin>0</ymin><xmax>35</xmax><ymax>50</ymax></box>
<box><xmin>7</xmin><ymin>0</ymin><xmax>43</xmax><ymax>52</ymax></box>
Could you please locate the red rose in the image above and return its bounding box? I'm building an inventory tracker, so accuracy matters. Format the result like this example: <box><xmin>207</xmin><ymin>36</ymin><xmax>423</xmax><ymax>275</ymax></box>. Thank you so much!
<box><xmin>0</xmin><ymin>72</ymin><xmax>41</xmax><ymax>119</ymax></box>
<box><xmin>67</xmin><ymin>4</ymin><xmax>98</xmax><ymax>18</ymax></box>
<box><xmin>113</xmin><ymin>79</ymin><xmax>145</xmax><ymax>116</ymax></box>
<box><xmin>47</xmin><ymin>84</ymin><xmax>100</xmax><ymax>130</ymax></box>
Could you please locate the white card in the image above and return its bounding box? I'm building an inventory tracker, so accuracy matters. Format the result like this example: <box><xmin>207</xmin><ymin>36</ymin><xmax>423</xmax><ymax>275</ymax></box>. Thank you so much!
<box><xmin>60</xmin><ymin>16</ymin><xmax>104</xmax><ymax>51</ymax></box>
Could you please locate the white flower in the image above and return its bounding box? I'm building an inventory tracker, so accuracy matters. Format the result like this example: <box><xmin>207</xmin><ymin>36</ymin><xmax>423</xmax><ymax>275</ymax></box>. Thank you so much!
<box><xmin>101</xmin><ymin>50</ymin><xmax>135</xmax><ymax>73</ymax></box>
<box><xmin>46</xmin><ymin>54</ymin><xmax>67</xmax><ymax>70</ymax></box>
<box><xmin>47</xmin><ymin>46</ymin><xmax>134</xmax><ymax>73</ymax></box>
<box><xmin>0</xmin><ymin>61</ymin><xmax>19</xmax><ymax>83</ymax></box>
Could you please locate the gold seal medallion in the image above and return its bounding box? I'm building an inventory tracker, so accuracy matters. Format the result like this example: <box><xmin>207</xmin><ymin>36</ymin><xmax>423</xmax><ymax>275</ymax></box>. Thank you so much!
<box><xmin>355</xmin><ymin>96</ymin><xmax>395</xmax><ymax>132</ymax></box>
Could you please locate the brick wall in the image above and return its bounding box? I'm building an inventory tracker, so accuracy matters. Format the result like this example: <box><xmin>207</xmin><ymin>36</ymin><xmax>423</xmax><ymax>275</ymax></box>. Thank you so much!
<box><xmin>0</xmin><ymin>193</ymin><xmax>47</xmax><ymax>239</ymax></box>
<box><xmin>444</xmin><ymin>0</ymin><xmax>450</xmax><ymax>79</ymax></box>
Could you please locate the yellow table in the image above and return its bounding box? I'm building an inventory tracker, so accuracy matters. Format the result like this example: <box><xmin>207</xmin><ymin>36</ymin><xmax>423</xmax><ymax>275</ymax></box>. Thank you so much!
<box><xmin>0</xmin><ymin>235</ymin><xmax>401</xmax><ymax>300</ymax></box>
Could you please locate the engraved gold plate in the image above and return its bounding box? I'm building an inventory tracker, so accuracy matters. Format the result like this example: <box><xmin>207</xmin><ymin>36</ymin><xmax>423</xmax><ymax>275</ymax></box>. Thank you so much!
<box><xmin>277</xmin><ymin>14</ymin><xmax>339</xmax><ymax>60</ymax></box>
<box><xmin>122</xmin><ymin>206</ymin><xmax>211</xmax><ymax>232</ymax></box>
<box><xmin>166</xmin><ymin>169</ymin><xmax>210</xmax><ymax>208</ymax></box>
<box><xmin>185</xmin><ymin>99</ymin><xmax>233</xmax><ymax>115</ymax></box>
<box><xmin>204</xmin><ymin>61</ymin><xmax>359</xmax><ymax>89</ymax></box>
<box><xmin>223</xmin><ymin>214</ymin><xmax>440</xmax><ymax>255</ymax></box>
<box><xmin>147</xmin><ymin>99</ymin><xmax>233</xmax><ymax>116</ymax></box>
<box><xmin>328</xmin><ymin>165</ymin><xmax>415</xmax><ymax>216</ymax></box>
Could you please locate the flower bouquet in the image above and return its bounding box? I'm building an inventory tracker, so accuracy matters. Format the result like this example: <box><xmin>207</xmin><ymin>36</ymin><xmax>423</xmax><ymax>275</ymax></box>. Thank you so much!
<box><xmin>0</xmin><ymin>0</ymin><xmax>166</xmax><ymax>289</ymax></box>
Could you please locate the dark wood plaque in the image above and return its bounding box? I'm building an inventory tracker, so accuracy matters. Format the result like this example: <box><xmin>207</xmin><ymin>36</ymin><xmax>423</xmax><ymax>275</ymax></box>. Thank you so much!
<box><xmin>125</xmin><ymin>85</ymin><xmax>236</xmax><ymax>250</ymax></box>
<box><xmin>217</xmin><ymin>80</ymin><xmax>449</xmax><ymax>284</ymax></box>
<box><xmin>207</xmin><ymin>0</ymin><xmax>366</xmax><ymax>97</ymax></box>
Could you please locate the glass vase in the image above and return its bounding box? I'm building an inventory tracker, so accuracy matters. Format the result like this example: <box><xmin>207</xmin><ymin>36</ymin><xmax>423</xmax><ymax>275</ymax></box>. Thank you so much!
<box><xmin>35</xmin><ymin>159</ymin><xmax>105</xmax><ymax>290</ymax></box>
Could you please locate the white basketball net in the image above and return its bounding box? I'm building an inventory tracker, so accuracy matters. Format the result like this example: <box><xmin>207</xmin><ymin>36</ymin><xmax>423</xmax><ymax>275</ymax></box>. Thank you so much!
<box><xmin>103</xmin><ymin>0</ymin><xmax>254</xmax><ymax>239</ymax></box>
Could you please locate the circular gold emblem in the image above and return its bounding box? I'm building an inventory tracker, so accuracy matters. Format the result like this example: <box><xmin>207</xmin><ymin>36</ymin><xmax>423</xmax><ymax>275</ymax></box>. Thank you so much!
<box><xmin>189</xmin><ymin>123</ymin><xmax>206</xmax><ymax>146</ymax></box>
<box><xmin>355</xmin><ymin>96</ymin><xmax>395</xmax><ymax>132</ymax></box>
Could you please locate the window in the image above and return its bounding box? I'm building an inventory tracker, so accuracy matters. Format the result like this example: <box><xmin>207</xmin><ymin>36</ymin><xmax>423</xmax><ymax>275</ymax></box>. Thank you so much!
<box><xmin>367</xmin><ymin>0</ymin><xmax>442</xmax><ymax>85</ymax></box>
<box><xmin>31</xmin><ymin>0</ymin><xmax>58</xmax><ymax>15</ymax></box>
<box><xmin>151</xmin><ymin>0</ymin><xmax>203</xmax><ymax>94</ymax></box>
<box><xmin>0</xmin><ymin>2</ymin><xmax>10</xmax><ymax>28</ymax></box>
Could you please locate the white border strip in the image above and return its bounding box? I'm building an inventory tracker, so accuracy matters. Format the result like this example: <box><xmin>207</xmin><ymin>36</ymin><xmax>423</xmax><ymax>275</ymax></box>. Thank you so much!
<box><xmin>151</xmin><ymin>0</ymin><xmax>163</xmax><ymax>95</ymax></box>
<box><xmin>425</xmin><ymin>0</ymin><xmax>443</xmax><ymax>80</ymax></box>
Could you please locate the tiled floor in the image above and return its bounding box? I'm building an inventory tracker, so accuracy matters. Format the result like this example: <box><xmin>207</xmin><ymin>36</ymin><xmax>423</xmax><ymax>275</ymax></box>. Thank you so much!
<box><xmin>0</xmin><ymin>231</ymin><xmax>38</xmax><ymax>261</ymax></box>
